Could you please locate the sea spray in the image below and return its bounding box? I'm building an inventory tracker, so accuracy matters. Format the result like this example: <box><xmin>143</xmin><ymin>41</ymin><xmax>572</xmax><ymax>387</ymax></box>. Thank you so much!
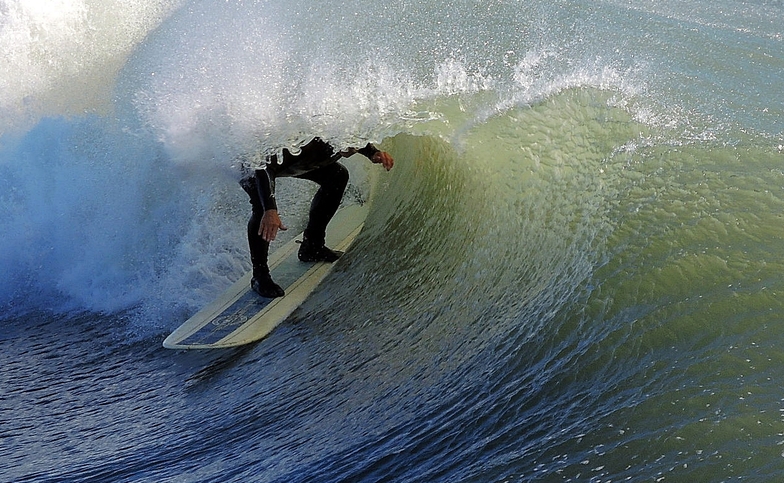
<box><xmin>0</xmin><ymin>0</ymin><xmax>181</xmax><ymax>131</ymax></box>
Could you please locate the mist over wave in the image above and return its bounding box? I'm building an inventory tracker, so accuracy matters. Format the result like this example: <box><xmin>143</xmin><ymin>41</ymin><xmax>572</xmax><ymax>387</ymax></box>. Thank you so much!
<box><xmin>0</xmin><ymin>0</ymin><xmax>180</xmax><ymax>129</ymax></box>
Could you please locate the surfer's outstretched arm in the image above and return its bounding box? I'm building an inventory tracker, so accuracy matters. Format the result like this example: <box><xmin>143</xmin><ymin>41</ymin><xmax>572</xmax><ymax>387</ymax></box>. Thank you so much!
<box><xmin>341</xmin><ymin>143</ymin><xmax>394</xmax><ymax>170</ymax></box>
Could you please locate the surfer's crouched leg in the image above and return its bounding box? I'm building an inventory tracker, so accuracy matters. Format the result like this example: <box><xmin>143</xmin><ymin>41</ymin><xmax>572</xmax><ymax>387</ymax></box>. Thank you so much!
<box><xmin>295</xmin><ymin>162</ymin><xmax>348</xmax><ymax>263</ymax></box>
<box><xmin>241</xmin><ymin>176</ymin><xmax>285</xmax><ymax>298</ymax></box>
<box><xmin>247</xmin><ymin>215</ymin><xmax>285</xmax><ymax>298</ymax></box>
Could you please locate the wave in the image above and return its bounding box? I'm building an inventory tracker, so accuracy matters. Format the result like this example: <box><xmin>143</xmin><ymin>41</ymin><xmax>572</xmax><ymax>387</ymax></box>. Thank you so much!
<box><xmin>1</xmin><ymin>0</ymin><xmax>781</xmax><ymax>331</ymax></box>
<box><xmin>4</xmin><ymin>2</ymin><xmax>784</xmax><ymax>479</ymax></box>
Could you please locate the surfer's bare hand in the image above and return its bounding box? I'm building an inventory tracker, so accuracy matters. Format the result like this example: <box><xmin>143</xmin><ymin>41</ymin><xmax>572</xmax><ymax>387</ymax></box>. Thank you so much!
<box><xmin>260</xmin><ymin>209</ymin><xmax>287</xmax><ymax>242</ymax></box>
<box><xmin>372</xmin><ymin>151</ymin><xmax>394</xmax><ymax>171</ymax></box>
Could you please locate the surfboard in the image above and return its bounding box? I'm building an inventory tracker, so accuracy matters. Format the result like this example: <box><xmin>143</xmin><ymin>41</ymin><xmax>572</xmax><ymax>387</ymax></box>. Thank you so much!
<box><xmin>163</xmin><ymin>203</ymin><xmax>369</xmax><ymax>349</ymax></box>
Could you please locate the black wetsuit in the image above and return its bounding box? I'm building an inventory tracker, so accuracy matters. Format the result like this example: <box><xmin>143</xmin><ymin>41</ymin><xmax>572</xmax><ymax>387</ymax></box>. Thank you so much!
<box><xmin>240</xmin><ymin>137</ymin><xmax>379</xmax><ymax>278</ymax></box>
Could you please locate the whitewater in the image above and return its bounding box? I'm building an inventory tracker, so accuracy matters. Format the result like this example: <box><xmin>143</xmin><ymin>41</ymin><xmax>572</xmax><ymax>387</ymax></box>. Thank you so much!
<box><xmin>2</xmin><ymin>0</ymin><xmax>784</xmax><ymax>481</ymax></box>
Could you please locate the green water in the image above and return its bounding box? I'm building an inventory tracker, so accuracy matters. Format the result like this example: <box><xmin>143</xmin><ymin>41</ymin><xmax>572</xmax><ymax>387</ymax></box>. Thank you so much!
<box><xmin>352</xmin><ymin>88</ymin><xmax>784</xmax><ymax>480</ymax></box>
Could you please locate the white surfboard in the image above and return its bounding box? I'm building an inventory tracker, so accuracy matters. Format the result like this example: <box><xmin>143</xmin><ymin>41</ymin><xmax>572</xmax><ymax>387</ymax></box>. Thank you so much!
<box><xmin>163</xmin><ymin>203</ymin><xmax>369</xmax><ymax>349</ymax></box>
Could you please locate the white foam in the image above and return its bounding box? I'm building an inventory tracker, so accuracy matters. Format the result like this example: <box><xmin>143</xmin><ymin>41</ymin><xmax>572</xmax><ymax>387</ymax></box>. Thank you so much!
<box><xmin>0</xmin><ymin>0</ymin><xmax>180</xmax><ymax>131</ymax></box>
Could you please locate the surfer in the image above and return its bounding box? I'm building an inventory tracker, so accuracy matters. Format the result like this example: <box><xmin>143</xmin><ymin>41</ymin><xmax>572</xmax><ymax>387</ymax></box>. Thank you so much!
<box><xmin>240</xmin><ymin>137</ymin><xmax>394</xmax><ymax>298</ymax></box>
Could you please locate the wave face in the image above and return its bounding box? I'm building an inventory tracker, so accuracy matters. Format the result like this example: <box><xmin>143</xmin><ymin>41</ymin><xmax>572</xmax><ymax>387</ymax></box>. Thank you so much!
<box><xmin>2</xmin><ymin>0</ymin><xmax>784</xmax><ymax>481</ymax></box>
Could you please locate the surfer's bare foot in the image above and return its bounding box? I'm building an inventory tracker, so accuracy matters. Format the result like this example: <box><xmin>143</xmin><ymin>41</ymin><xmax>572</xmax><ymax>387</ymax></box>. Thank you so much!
<box><xmin>251</xmin><ymin>273</ymin><xmax>285</xmax><ymax>298</ymax></box>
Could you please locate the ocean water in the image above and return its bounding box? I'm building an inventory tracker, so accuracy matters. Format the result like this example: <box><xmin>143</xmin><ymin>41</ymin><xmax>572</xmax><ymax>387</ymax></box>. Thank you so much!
<box><xmin>2</xmin><ymin>0</ymin><xmax>783</xmax><ymax>481</ymax></box>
